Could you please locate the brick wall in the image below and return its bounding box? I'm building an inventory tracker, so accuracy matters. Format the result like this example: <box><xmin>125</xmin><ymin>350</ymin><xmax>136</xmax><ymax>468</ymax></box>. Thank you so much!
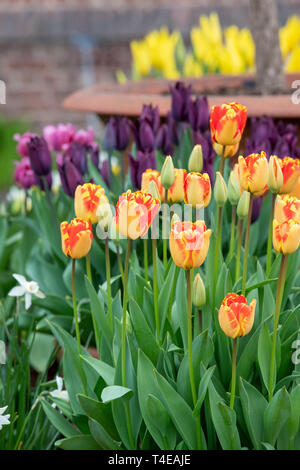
<box><xmin>0</xmin><ymin>0</ymin><xmax>299</xmax><ymax>132</ymax></box>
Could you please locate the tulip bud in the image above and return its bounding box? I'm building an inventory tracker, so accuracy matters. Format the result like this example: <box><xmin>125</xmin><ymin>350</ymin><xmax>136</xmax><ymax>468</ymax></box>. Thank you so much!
<box><xmin>228</xmin><ymin>171</ymin><xmax>241</xmax><ymax>206</ymax></box>
<box><xmin>237</xmin><ymin>190</ymin><xmax>250</xmax><ymax>219</ymax></box>
<box><xmin>214</xmin><ymin>172</ymin><xmax>228</xmax><ymax>207</ymax></box>
<box><xmin>96</xmin><ymin>196</ymin><xmax>113</xmax><ymax>232</ymax></box>
<box><xmin>268</xmin><ymin>155</ymin><xmax>283</xmax><ymax>194</ymax></box>
<box><xmin>171</xmin><ymin>213</ymin><xmax>181</xmax><ymax>225</ymax></box>
<box><xmin>192</xmin><ymin>273</ymin><xmax>206</xmax><ymax>308</ymax></box>
<box><xmin>188</xmin><ymin>145</ymin><xmax>203</xmax><ymax>173</ymax></box>
<box><xmin>27</xmin><ymin>136</ymin><xmax>52</xmax><ymax>176</ymax></box>
<box><xmin>161</xmin><ymin>155</ymin><xmax>175</xmax><ymax>190</ymax></box>
<box><xmin>147</xmin><ymin>180</ymin><xmax>161</xmax><ymax>200</ymax></box>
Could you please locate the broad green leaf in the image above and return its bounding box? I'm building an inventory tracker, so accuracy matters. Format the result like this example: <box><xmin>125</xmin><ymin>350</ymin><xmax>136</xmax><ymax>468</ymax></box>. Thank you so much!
<box><xmin>55</xmin><ymin>435</ymin><xmax>102</xmax><ymax>450</ymax></box>
<box><xmin>193</xmin><ymin>365</ymin><xmax>216</xmax><ymax>417</ymax></box>
<box><xmin>89</xmin><ymin>419</ymin><xmax>121</xmax><ymax>450</ymax></box>
<box><xmin>177</xmin><ymin>330</ymin><xmax>214</xmax><ymax>405</ymax></box>
<box><xmin>77</xmin><ymin>394</ymin><xmax>119</xmax><ymax>441</ymax></box>
<box><xmin>145</xmin><ymin>394</ymin><xmax>176</xmax><ymax>449</ymax></box>
<box><xmin>81</xmin><ymin>355</ymin><xmax>115</xmax><ymax>386</ymax></box>
<box><xmin>101</xmin><ymin>385</ymin><xmax>133</xmax><ymax>403</ymax></box>
<box><xmin>239</xmin><ymin>378</ymin><xmax>268</xmax><ymax>450</ymax></box>
<box><xmin>84</xmin><ymin>276</ymin><xmax>113</xmax><ymax>351</ymax></box>
<box><xmin>208</xmin><ymin>382</ymin><xmax>241</xmax><ymax>450</ymax></box>
<box><xmin>129</xmin><ymin>298</ymin><xmax>160</xmax><ymax>365</ymax></box>
<box><xmin>41</xmin><ymin>399</ymin><xmax>78</xmax><ymax>438</ymax></box>
<box><xmin>264</xmin><ymin>387</ymin><xmax>291</xmax><ymax>447</ymax></box>
<box><xmin>154</xmin><ymin>369</ymin><xmax>200</xmax><ymax>450</ymax></box>
<box><xmin>258</xmin><ymin>322</ymin><xmax>274</xmax><ymax>392</ymax></box>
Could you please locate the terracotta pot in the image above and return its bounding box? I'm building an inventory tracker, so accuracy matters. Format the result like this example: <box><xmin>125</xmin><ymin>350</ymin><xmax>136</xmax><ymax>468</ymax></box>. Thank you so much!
<box><xmin>62</xmin><ymin>73</ymin><xmax>300</xmax><ymax>121</ymax></box>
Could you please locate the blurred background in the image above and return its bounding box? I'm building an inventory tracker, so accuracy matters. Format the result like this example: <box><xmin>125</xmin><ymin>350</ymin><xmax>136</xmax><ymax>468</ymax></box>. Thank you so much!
<box><xmin>0</xmin><ymin>0</ymin><xmax>300</xmax><ymax>191</ymax></box>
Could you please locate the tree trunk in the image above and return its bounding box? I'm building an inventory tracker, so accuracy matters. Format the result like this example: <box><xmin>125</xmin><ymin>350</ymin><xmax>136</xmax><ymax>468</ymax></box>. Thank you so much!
<box><xmin>249</xmin><ymin>0</ymin><xmax>286</xmax><ymax>94</ymax></box>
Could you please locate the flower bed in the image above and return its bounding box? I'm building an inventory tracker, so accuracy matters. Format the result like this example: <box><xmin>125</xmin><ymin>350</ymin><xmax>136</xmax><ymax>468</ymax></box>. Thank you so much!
<box><xmin>1</xmin><ymin>82</ymin><xmax>300</xmax><ymax>451</ymax></box>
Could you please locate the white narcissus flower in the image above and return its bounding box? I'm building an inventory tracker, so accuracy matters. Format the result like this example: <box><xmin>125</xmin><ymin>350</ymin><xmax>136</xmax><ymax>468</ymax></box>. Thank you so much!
<box><xmin>50</xmin><ymin>376</ymin><xmax>69</xmax><ymax>407</ymax></box>
<box><xmin>8</xmin><ymin>274</ymin><xmax>45</xmax><ymax>310</ymax></box>
<box><xmin>0</xmin><ymin>406</ymin><xmax>10</xmax><ymax>430</ymax></box>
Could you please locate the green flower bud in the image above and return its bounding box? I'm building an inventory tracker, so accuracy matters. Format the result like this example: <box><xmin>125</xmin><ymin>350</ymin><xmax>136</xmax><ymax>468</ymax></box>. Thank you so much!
<box><xmin>192</xmin><ymin>273</ymin><xmax>206</xmax><ymax>308</ymax></box>
<box><xmin>161</xmin><ymin>155</ymin><xmax>175</xmax><ymax>190</ymax></box>
<box><xmin>214</xmin><ymin>171</ymin><xmax>228</xmax><ymax>207</ymax></box>
<box><xmin>188</xmin><ymin>145</ymin><xmax>203</xmax><ymax>173</ymax></box>
<box><xmin>268</xmin><ymin>155</ymin><xmax>283</xmax><ymax>194</ymax></box>
<box><xmin>148</xmin><ymin>180</ymin><xmax>161</xmax><ymax>200</ymax></box>
<box><xmin>228</xmin><ymin>171</ymin><xmax>240</xmax><ymax>206</ymax></box>
<box><xmin>237</xmin><ymin>190</ymin><xmax>250</xmax><ymax>219</ymax></box>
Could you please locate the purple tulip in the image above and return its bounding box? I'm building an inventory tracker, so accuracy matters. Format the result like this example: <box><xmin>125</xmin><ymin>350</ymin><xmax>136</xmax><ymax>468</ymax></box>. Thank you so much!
<box><xmin>170</xmin><ymin>81</ymin><xmax>192</xmax><ymax>122</ymax></box>
<box><xmin>188</xmin><ymin>96</ymin><xmax>209</xmax><ymax>132</ymax></box>
<box><xmin>155</xmin><ymin>124</ymin><xmax>173</xmax><ymax>156</ymax></box>
<box><xmin>140</xmin><ymin>104</ymin><xmax>160</xmax><ymax>135</ymax></box>
<box><xmin>129</xmin><ymin>150</ymin><xmax>156</xmax><ymax>188</ymax></box>
<box><xmin>56</xmin><ymin>153</ymin><xmax>84</xmax><ymax>198</ymax></box>
<box><xmin>65</xmin><ymin>141</ymin><xmax>88</xmax><ymax>175</ymax></box>
<box><xmin>103</xmin><ymin>116</ymin><xmax>130</xmax><ymax>152</ymax></box>
<box><xmin>130</xmin><ymin>120</ymin><xmax>155</xmax><ymax>153</ymax></box>
<box><xmin>167</xmin><ymin>112</ymin><xmax>179</xmax><ymax>146</ymax></box>
<box><xmin>87</xmin><ymin>141</ymin><xmax>100</xmax><ymax>169</ymax></box>
<box><xmin>14</xmin><ymin>157</ymin><xmax>36</xmax><ymax>189</ymax></box>
<box><xmin>100</xmin><ymin>160</ymin><xmax>109</xmax><ymax>187</ymax></box>
<box><xmin>14</xmin><ymin>132</ymin><xmax>37</xmax><ymax>158</ymax></box>
<box><xmin>27</xmin><ymin>136</ymin><xmax>52</xmax><ymax>176</ymax></box>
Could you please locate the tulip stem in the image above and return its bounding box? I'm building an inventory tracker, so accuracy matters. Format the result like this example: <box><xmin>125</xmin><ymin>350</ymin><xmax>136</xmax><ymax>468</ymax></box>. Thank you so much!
<box><xmin>86</xmin><ymin>252</ymin><xmax>92</xmax><ymax>283</ymax></box>
<box><xmin>143</xmin><ymin>238</ymin><xmax>148</xmax><ymax>282</ymax></box>
<box><xmin>241</xmin><ymin>194</ymin><xmax>253</xmax><ymax>296</ymax></box>
<box><xmin>167</xmin><ymin>265</ymin><xmax>180</xmax><ymax>322</ymax></box>
<box><xmin>86</xmin><ymin>251</ymin><xmax>100</xmax><ymax>353</ymax></box>
<box><xmin>122</xmin><ymin>239</ymin><xmax>132</xmax><ymax>387</ymax></box>
<box><xmin>228</xmin><ymin>205</ymin><xmax>237</xmax><ymax>262</ymax></box>
<box><xmin>213</xmin><ymin>206</ymin><xmax>223</xmax><ymax>307</ymax></box>
<box><xmin>219</xmin><ymin>146</ymin><xmax>226</xmax><ymax>176</ymax></box>
<box><xmin>163</xmin><ymin>190</ymin><xmax>168</xmax><ymax>272</ymax></box>
<box><xmin>121</xmin><ymin>239</ymin><xmax>135</xmax><ymax>449</ymax></box>
<box><xmin>266</xmin><ymin>193</ymin><xmax>276</xmax><ymax>277</ymax></box>
<box><xmin>152</xmin><ymin>238</ymin><xmax>160</xmax><ymax>341</ymax></box>
<box><xmin>116</xmin><ymin>244</ymin><xmax>124</xmax><ymax>285</ymax></box>
<box><xmin>72</xmin><ymin>259</ymin><xmax>86</xmax><ymax>394</ymax></box>
<box><xmin>268</xmin><ymin>254</ymin><xmax>288</xmax><ymax>402</ymax></box>
<box><xmin>235</xmin><ymin>219</ymin><xmax>244</xmax><ymax>283</ymax></box>
<box><xmin>230</xmin><ymin>338</ymin><xmax>238</xmax><ymax>409</ymax></box>
<box><xmin>187</xmin><ymin>269</ymin><xmax>202</xmax><ymax>450</ymax></box>
<box><xmin>105</xmin><ymin>237</ymin><xmax>113</xmax><ymax>328</ymax></box>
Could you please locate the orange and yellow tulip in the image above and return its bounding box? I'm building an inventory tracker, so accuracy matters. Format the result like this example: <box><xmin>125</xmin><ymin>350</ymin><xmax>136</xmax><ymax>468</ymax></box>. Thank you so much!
<box><xmin>210</xmin><ymin>102</ymin><xmax>247</xmax><ymax>147</ymax></box>
<box><xmin>290</xmin><ymin>176</ymin><xmax>300</xmax><ymax>199</ymax></box>
<box><xmin>184</xmin><ymin>172</ymin><xmax>211</xmax><ymax>208</ymax></box>
<box><xmin>273</xmin><ymin>218</ymin><xmax>300</xmax><ymax>254</ymax></box>
<box><xmin>274</xmin><ymin>194</ymin><xmax>300</xmax><ymax>224</ymax></box>
<box><xmin>115</xmin><ymin>190</ymin><xmax>160</xmax><ymax>240</ymax></box>
<box><xmin>141</xmin><ymin>169</ymin><xmax>165</xmax><ymax>201</ymax></box>
<box><xmin>218</xmin><ymin>293</ymin><xmax>256</xmax><ymax>338</ymax></box>
<box><xmin>60</xmin><ymin>218</ymin><xmax>93</xmax><ymax>259</ymax></box>
<box><xmin>279</xmin><ymin>157</ymin><xmax>300</xmax><ymax>194</ymax></box>
<box><xmin>238</xmin><ymin>151</ymin><xmax>269</xmax><ymax>197</ymax></box>
<box><xmin>169</xmin><ymin>220</ymin><xmax>211</xmax><ymax>269</ymax></box>
<box><xmin>168</xmin><ymin>168</ymin><xmax>187</xmax><ymax>203</ymax></box>
<box><xmin>74</xmin><ymin>183</ymin><xmax>106</xmax><ymax>225</ymax></box>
